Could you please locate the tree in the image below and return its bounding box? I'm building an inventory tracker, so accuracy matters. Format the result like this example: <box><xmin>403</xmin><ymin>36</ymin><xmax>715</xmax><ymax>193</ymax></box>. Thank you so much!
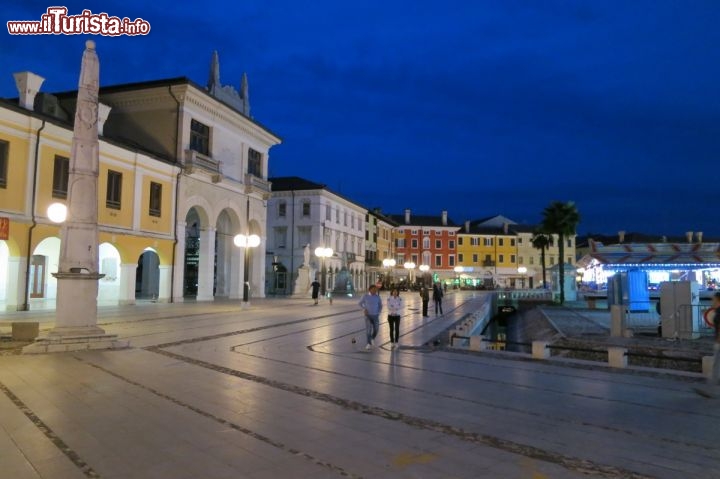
<box><xmin>541</xmin><ymin>201</ymin><xmax>581</xmax><ymax>304</ymax></box>
<box><xmin>531</xmin><ymin>231</ymin><xmax>552</xmax><ymax>290</ymax></box>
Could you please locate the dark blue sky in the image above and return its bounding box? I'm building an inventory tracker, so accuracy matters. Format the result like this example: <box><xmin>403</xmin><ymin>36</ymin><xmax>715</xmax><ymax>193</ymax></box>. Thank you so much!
<box><xmin>3</xmin><ymin>1</ymin><xmax>720</xmax><ymax>236</ymax></box>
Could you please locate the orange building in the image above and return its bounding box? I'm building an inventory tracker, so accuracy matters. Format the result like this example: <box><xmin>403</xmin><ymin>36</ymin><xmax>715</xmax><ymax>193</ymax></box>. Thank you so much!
<box><xmin>389</xmin><ymin>209</ymin><xmax>460</xmax><ymax>286</ymax></box>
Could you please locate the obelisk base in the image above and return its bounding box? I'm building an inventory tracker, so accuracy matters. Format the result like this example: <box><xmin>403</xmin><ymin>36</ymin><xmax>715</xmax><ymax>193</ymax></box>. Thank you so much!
<box><xmin>23</xmin><ymin>272</ymin><xmax>130</xmax><ymax>354</ymax></box>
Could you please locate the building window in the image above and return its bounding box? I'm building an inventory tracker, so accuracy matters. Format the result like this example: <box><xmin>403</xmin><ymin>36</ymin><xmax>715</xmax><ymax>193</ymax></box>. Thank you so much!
<box><xmin>423</xmin><ymin>237</ymin><xmax>430</xmax><ymax>249</ymax></box>
<box><xmin>422</xmin><ymin>251</ymin><xmax>431</xmax><ymax>265</ymax></box>
<box><xmin>549</xmin><ymin>257</ymin><xmax>555</xmax><ymax>265</ymax></box>
<box><xmin>274</xmin><ymin>227</ymin><xmax>287</xmax><ymax>248</ymax></box>
<box><xmin>0</xmin><ymin>140</ymin><xmax>8</xmax><ymax>188</ymax></box>
<box><xmin>248</xmin><ymin>148</ymin><xmax>263</xmax><ymax>177</ymax></box>
<box><xmin>435</xmin><ymin>239</ymin><xmax>442</xmax><ymax>249</ymax></box>
<box><xmin>435</xmin><ymin>255</ymin><xmax>442</xmax><ymax>267</ymax></box>
<box><xmin>397</xmin><ymin>254</ymin><xmax>405</xmax><ymax>264</ymax></box>
<box><xmin>326</xmin><ymin>205</ymin><xmax>332</xmax><ymax>221</ymax></box>
<box><xmin>519</xmin><ymin>256</ymin><xmax>524</xmax><ymax>264</ymax></box>
<box><xmin>149</xmin><ymin>182</ymin><xmax>162</xmax><ymax>217</ymax></box>
<box><xmin>335</xmin><ymin>209</ymin><xmax>340</xmax><ymax>223</ymax></box>
<box><xmin>471</xmin><ymin>237</ymin><xmax>480</xmax><ymax>246</ymax></box>
<box><xmin>530</xmin><ymin>257</ymin><xmax>534</xmax><ymax>265</ymax></box>
<box><xmin>189</xmin><ymin>119</ymin><xmax>210</xmax><ymax>155</ymax></box>
<box><xmin>568</xmin><ymin>257</ymin><xmax>573</xmax><ymax>264</ymax></box>
<box><xmin>411</xmin><ymin>254</ymin><xmax>418</xmax><ymax>264</ymax></box>
<box><xmin>458</xmin><ymin>237</ymin><xmax>463</xmax><ymax>246</ymax></box>
<box><xmin>278</xmin><ymin>202</ymin><xmax>286</xmax><ymax>217</ymax></box>
<box><xmin>411</xmin><ymin>229</ymin><xmax>418</xmax><ymax>235</ymax></box>
<box><xmin>472</xmin><ymin>254</ymin><xmax>478</xmax><ymax>263</ymax></box>
<box><xmin>567</xmin><ymin>238</ymin><xmax>573</xmax><ymax>248</ymax></box>
<box><xmin>498</xmin><ymin>254</ymin><xmax>504</xmax><ymax>263</ymax></box>
<box><xmin>449</xmin><ymin>240</ymin><xmax>455</xmax><ymax>249</ymax></box>
<box><xmin>302</xmin><ymin>201</ymin><xmax>310</xmax><ymax>217</ymax></box>
<box><xmin>483</xmin><ymin>238</ymin><xmax>492</xmax><ymax>246</ymax></box>
<box><xmin>106</xmin><ymin>170</ymin><xmax>122</xmax><ymax>210</ymax></box>
<box><xmin>449</xmin><ymin>255</ymin><xmax>455</xmax><ymax>267</ymax></box>
<box><xmin>511</xmin><ymin>254</ymin><xmax>516</xmax><ymax>263</ymax></box>
<box><xmin>458</xmin><ymin>253</ymin><xmax>464</xmax><ymax>262</ymax></box>
<box><xmin>511</xmin><ymin>239</ymin><xmax>516</xmax><ymax>247</ymax></box>
<box><xmin>397</xmin><ymin>238</ymin><xmax>405</xmax><ymax>248</ymax></box>
<box><xmin>518</xmin><ymin>237</ymin><xmax>523</xmax><ymax>244</ymax></box>
<box><xmin>449</xmin><ymin>231</ymin><xmax>455</xmax><ymax>236</ymax></box>
<box><xmin>411</xmin><ymin>239</ymin><xmax>418</xmax><ymax>248</ymax></box>
<box><xmin>52</xmin><ymin>155</ymin><xmax>70</xmax><ymax>199</ymax></box>
<box><xmin>499</xmin><ymin>238</ymin><xmax>504</xmax><ymax>246</ymax></box>
<box><xmin>298</xmin><ymin>226</ymin><xmax>311</xmax><ymax>246</ymax></box>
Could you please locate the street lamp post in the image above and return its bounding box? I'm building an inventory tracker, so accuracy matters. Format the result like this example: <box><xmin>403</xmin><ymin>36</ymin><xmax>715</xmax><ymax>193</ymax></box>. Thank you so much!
<box><xmin>419</xmin><ymin>264</ymin><xmax>430</xmax><ymax>287</ymax></box>
<box><xmin>315</xmin><ymin>246</ymin><xmax>334</xmax><ymax>296</ymax></box>
<box><xmin>382</xmin><ymin>258</ymin><xmax>396</xmax><ymax>289</ymax></box>
<box><xmin>234</xmin><ymin>233</ymin><xmax>261</xmax><ymax>303</ymax></box>
<box><xmin>403</xmin><ymin>261</ymin><xmax>416</xmax><ymax>289</ymax></box>
<box><xmin>518</xmin><ymin>266</ymin><xmax>527</xmax><ymax>289</ymax></box>
<box><xmin>454</xmin><ymin>266</ymin><xmax>463</xmax><ymax>289</ymax></box>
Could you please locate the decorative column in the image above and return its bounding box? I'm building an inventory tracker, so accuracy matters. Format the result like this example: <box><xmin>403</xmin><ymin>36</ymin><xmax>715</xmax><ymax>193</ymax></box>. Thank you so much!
<box><xmin>196</xmin><ymin>226</ymin><xmax>215</xmax><ymax>301</ymax></box>
<box><xmin>25</xmin><ymin>41</ymin><xmax>127</xmax><ymax>353</ymax></box>
<box><xmin>157</xmin><ymin>265</ymin><xmax>171</xmax><ymax>302</ymax></box>
<box><xmin>5</xmin><ymin>256</ymin><xmax>25</xmax><ymax>311</ymax></box>
<box><xmin>118</xmin><ymin>263</ymin><xmax>137</xmax><ymax>306</ymax></box>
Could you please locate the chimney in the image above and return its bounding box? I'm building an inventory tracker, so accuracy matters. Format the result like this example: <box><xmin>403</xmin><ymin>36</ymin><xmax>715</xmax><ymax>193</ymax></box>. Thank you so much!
<box><xmin>13</xmin><ymin>71</ymin><xmax>45</xmax><ymax>110</ymax></box>
<box><xmin>97</xmin><ymin>103</ymin><xmax>111</xmax><ymax>136</ymax></box>
<box><xmin>502</xmin><ymin>222</ymin><xmax>509</xmax><ymax>234</ymax></box>
<box><xmin>618</xmin><ymin>230</ymin><xmax>625</xmax><ymax>243</ymax></box>
<box><xmin>464</xmin><ymin>220</ymin><xmax>470</xmax><ymax>233</ymax></box>
<box><xmin>404</xmin><ymin>209</ymin><xmax>411</xmax><ymax>225</ymax></box>
<box><xmin>441</xmin><ymin>210</ymin><xmax>448</xmax><ymax>226</ymax></box>
<box><xmin>697</xmin><ymin>231</ymin><xmax>703</xmax><ymax>243</ymax></box>
<box><xmin>686</xmin><ymin>231</ymin><xmax>693</xmax><ymax>243</ymax></box>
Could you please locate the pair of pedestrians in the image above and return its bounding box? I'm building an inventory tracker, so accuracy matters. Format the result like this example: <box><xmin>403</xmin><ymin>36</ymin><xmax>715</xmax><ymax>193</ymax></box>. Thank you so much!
<box><xmin>358</xmin><ymin>286</ymin><xmax>403</xmax><ymax>350</ymax></box>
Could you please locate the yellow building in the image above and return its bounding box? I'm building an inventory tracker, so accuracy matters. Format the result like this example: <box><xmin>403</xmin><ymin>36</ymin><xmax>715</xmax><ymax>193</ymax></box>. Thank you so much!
<box><xmin>0</xmin><ymin>73</ymin><xmax>178</xmax><ymax>311</ymax></box>
<box><xmin>456</xmin><ymin>221</ymin><xmax>518</xmax><ymax>288</ymax></box>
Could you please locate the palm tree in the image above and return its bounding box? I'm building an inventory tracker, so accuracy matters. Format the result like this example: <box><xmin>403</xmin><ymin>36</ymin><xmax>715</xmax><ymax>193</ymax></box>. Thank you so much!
<box><xmin>541</xmin><ymin>201</ymin><xmax>581</xmax><ymax>304</ymax></box>
<box><xmin>531</xmin><ymin>231</ymin><xmax>552</xmax><ymax>289</ymax></box>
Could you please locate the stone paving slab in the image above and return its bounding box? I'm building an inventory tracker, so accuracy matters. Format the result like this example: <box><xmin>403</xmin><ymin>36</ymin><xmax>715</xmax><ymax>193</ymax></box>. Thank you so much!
<box><xmin>0</xmin><ymin>292</ymin><xmax>718</xmax><ymax>478</ymax></box>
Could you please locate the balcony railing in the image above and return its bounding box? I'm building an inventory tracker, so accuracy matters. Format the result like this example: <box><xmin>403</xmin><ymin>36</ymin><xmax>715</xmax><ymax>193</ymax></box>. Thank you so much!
<box><xmin>184</xmin><ymin>149</ymin><xmax>222</xmax><ymax>182</ymax></box>
<box><xmin>482</xmin><ymin>260</ymin><xmax>496</xmax><ymax>267</ymax></box>
<box><xmin>245</xmin><ymin>173</ymin><xmax>272</xmax><ymax>198</ymax></box>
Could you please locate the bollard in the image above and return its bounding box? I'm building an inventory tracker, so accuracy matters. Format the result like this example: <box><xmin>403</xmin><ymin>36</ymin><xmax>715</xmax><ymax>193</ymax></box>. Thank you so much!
<box><xmin>702</xmin><ymin>356</ymin><xmax>714</xmax><ymax>379</ymax></box>
<box><xmin>532</xmin><ymin>341</ymin><xmax>550</xmax><ymax>359</ymax></box>
<box><xmin>608</xmin><ymin>347</ymin><xmax>628</xmax><ymax>368</ymax></box>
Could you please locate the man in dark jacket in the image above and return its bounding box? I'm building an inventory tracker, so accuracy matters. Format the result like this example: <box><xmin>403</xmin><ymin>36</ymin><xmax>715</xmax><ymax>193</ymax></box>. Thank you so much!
<box><xmin>432</xmin><ymin>282</ymin><xmax>444</xmax><ymax>315</ymax></box>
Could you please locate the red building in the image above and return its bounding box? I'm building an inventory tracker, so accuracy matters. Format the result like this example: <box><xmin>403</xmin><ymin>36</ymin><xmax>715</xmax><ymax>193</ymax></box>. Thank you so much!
<box><xmin>389</xmin><ymin>209</ymin><xmax>460</xmax><ymax>285</ymax></box>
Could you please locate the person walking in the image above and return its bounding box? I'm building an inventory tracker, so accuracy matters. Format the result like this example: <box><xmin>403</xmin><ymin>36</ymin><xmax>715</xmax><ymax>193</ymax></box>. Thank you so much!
<box><xmin>420</xmin><ymin>286</ymin><xmax>430</xmax><ymax>317</ymax></box>
<box><xmin>387</xmin><ymin>288</ymin><xmax>403</xmax><ymax>349</ymax></box>
<box><xmin>311</xmin><ymin>276</ymin><xmax>321</xmax><ymax>305</ymax></box>
<box><xmin>433</xmin><ymin>282</ymin><xmax>444</xmax><ymax>315</ymax></box>
<box><xmin>696</xmin><ymin>292</ymin><xmax>720</xmax><ymax>397</ymax></box>
<box><xmin>359</xmin><ymin>285</ymin><xmax>382</xmax><ymax>350</ymax></box>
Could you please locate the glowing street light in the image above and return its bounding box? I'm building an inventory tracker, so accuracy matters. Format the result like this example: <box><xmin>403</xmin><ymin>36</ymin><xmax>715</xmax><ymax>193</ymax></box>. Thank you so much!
<box><xmin>404</xmin><ymin>261</ymin><xmax>416</xmax><ymax>288</ymax></box>
<box><xmin>518</xmin><ymin>266</ymin><xmax>528</xmax><ymax>289</ymax></box>
<box><xmin>47</xmin><ymin>202</ymin><xmax>68</xmax><ymax>223</ymax></box>
<box><xmin>382</xmin><ymin>258</ymin><xmax>396</xmax><ymax>288</ymax></box>
<box><xmin>314</xmin><ymin>246</ymin><xmax>334</xmax><ymax>296</ymax></box>
<box><xmin>234</xmin><ymin>233</ymin><xmax>261</xmax><ymax>302</ymax></box>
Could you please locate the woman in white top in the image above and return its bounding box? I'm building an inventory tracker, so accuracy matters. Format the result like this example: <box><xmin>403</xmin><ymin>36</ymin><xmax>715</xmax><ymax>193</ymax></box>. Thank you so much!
<box><xmin>386</xmin><ymin>288</ymin><xmax>403</xmax><ymax>349</ymax></box>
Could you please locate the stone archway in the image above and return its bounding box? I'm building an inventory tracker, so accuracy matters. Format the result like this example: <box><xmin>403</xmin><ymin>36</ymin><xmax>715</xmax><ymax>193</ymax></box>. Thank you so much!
<box><xmin>183</xmin><ymin>208</ymin><xmax>202</xmax><ymax>298</ymax></box>
<box><xmin>215</xmin><ymin>209</ymin><xmax>242</xmax><ymax>298</ymax></box>
<box><xmin>0</xmin><ymin>241</ymin><xmax>8</xmax><ymax>305</ymax></box>
<box><xmin>136</xmin><ymin>249</ymin><xmax>160</xmax><ymax>300</ymax></box>
<box><xmin>29</xmin><ymin>237</ymin><xmax>60</xmax><ymax>309</ymax></box>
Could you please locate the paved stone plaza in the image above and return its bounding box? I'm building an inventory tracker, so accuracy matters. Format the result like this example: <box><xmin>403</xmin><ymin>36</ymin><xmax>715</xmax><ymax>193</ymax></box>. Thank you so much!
<box><xmin>0</xmin><ymin>292</ymin><xmax>718</xmax><ymax>478</ymax></box>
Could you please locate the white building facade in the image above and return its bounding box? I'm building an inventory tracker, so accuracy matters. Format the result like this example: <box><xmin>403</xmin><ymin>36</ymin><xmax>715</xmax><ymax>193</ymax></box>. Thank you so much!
<box><xmin>266</xmin><ymin>177</ymin><xmax>366</xmax><ymax>296</ymax></box>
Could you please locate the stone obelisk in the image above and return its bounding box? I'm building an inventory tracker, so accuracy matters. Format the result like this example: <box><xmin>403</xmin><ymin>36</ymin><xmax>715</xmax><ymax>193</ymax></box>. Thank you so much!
<box><xmin>25</xmin><ymin>41</ymin><xmax>127</xmax><ymax>353</ymax></box>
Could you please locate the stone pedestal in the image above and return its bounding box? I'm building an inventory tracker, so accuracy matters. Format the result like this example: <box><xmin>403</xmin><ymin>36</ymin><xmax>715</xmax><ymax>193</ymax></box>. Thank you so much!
<box><xmin>292</xmin><ymin>266</ymin><xmax>311</xmax><ymax>297</ymax></box>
